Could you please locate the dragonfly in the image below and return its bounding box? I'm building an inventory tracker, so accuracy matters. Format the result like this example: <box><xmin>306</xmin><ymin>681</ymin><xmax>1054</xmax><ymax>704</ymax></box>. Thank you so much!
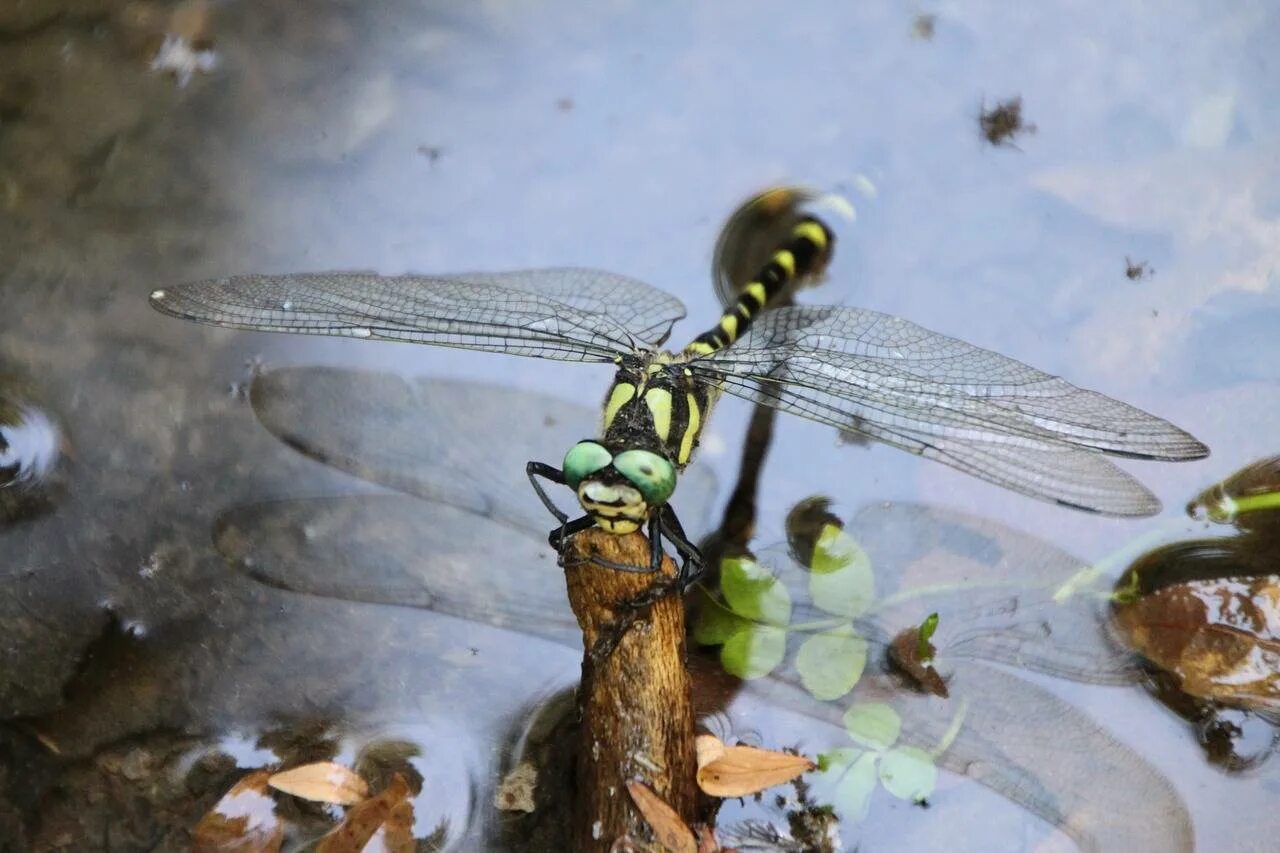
<box><xmin>150</xmin><ymin>214</ymin><xmax>1208</xmax><ymax>587</ymax></box>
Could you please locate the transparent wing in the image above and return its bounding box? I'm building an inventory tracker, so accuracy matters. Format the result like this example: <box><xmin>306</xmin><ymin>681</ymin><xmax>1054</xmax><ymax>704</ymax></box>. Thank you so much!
<box><xmin>696</xmin><ymin>304</ymin><xmax>1207</xmax><ymax>516</ymax></box>
<box><xmin>150</xmin><ymin>268</ymin><xmax>687</xmax><ymax>362</ymax></box>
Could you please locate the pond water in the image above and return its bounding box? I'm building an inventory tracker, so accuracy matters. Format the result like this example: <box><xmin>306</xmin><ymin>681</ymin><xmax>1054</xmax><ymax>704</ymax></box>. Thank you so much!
<box><xmin>1</xmin><ymin>0</ymin><xmax>1277</xmax><ymax>849</ymax></box>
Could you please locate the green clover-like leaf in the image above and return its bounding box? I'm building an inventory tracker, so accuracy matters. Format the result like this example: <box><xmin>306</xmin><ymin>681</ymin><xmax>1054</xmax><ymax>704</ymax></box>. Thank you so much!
<box><xmin>721</xmin><ymin>556</ymin><xmax>792</xmax><ymax>626</ymax></box>
<box><xmin>809</xmin><ymin>525</ymin><xmax>875</xmax><ymax>619</ymax></box>
<box><xmin>721</xmin><ymin>623</ymin><xmax>787</xmax><ymax>679</ymax></box>
<box><xmin>877</xmin><ymin>745</ymin><xmax>937</xmax><ymax>803</ymax></box>
<box><xmin>843</xmin><ymin>702</ymin><xmax>901</xmax><ymax>751</ymax></box>
<box><xmin>691</xmin><ymin>589</ymin><xmax>752</xmax><ymax>646</ymax></box>
<box><xmin>796</xmin><ymin>625</ymin><xmax>868</xmax><ymax>701</ymax></box>
<box><xmin>818</xmin><ymin>746</ymin><xmax>879</xmax><ymax>821</ymax></box>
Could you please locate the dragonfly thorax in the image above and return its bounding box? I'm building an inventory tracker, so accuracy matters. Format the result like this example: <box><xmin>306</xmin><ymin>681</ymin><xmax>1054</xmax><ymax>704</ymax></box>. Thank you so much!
<box><xmin>600</xmin><ymin>353</ymin><xmax>718</xmax><ymax>473</ymax></box>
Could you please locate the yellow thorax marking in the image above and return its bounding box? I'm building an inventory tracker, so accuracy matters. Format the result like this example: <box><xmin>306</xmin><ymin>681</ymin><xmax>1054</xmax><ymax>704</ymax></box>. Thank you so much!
<box><xmin>792</xmin><ymin>220</ymin><xmax>828</xmax><ymax>249</ymax></box>
<box><xmin>603</xmin><ymin>382</ymin><xmax>636</xmax><ymax>431</ymax></box>
<box><xmin>679</xmin><ymin>391</ymin><xmax>702</xmax><ymax>464</ymax></box>
<box><xmin>645</xmin><ymin>387</ymin><xmax>673</xmax><ymax>442</ymax></box>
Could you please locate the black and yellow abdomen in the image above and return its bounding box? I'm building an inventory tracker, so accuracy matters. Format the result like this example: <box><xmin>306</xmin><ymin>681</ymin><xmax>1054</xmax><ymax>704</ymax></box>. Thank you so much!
<box><xmin>683</xmin><ymin>216</ymin><xmax>834</xmax><ymax>358</ymax></box>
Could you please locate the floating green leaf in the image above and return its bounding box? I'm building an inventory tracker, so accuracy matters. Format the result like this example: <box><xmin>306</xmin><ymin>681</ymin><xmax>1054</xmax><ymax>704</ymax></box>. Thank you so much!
<box><xmin>721</xmin><ymin>624</ymin><xmax>787</xmax><ymax>679</ymax></box>
<box><xmin>721</xmin><ymin>556</ymin><xmax>792</xmax><ymax>626</ymax></box>
<box><xmin>916</xmin><ymin>612</ymin><xmax>939</xmax><ymax>662</ymax></box>
<box><xmin>795</xmin><ymin>625</ymin><xmax>868</xmax><ymax>701</ymax></box>
<box><xmin>877</xmin><ymin>746</ymin><xmax>937</xmax><ymax>803</ymax></box>
<box><xmin>843</xmin><ymin>703</ymin><xmax>901</xmax><ymax>751</ymax></box>
<box><xmin>819</xmin><ymin>747</ymin><xmax>879</xmax><ymax>821</ymax></box>
<box><xmin>808</xmin><ymin>526</ymin><xmax>874</xmax><ymax>618</ymax></box>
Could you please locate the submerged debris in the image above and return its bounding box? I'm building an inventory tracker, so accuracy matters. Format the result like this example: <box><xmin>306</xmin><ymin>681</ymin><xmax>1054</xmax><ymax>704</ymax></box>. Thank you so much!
<box><xmin>980</xmin><ymin>97</ymin><xmax>1036</xmax><ymax>148</ymax></box>
<box><xmin>1125</xmin><ymin>257</ymin><xmax>1153</xmax><ymax>280</ymax></box>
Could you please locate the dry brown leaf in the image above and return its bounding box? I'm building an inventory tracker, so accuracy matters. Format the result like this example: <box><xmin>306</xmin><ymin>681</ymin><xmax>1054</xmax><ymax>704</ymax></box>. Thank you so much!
<box><xmin>192</xmin><ymin>770</ymin><xmax>284</xmax><ymax>853</ymax></box>
<box><xmin>694</xmin><ymin>735</ymin><xmax>726</xmax><ymax>769</ymax></box>
<box><xmin>625</xmin><ymin>780</ymin><xmax>697</xmax><ymax>853</ymax></box>
<box><xmin>695</xmin><ymin>744</ymin><xmax>814</xmax><ymax>798</ymax></box>
<box><xmin>269</xmin><ymin>761</ymin><xmax>369</xmax><ymax>806</ymax></box>
<box><xmin>316</xmin><ymin>773</ymin><xmax>411</xmax><ymax>853</ymax></box>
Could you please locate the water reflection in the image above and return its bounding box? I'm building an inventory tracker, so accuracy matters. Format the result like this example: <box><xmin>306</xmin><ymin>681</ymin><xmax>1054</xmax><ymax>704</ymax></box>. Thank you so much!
<box><xmin>694</xmin><ymin>501</ymin><xmax>1190</xmax><ymax>851</ymax></box>
<box><xmin>1111</xmin><ymin>455</ymin><xmax>1280</xmax><ymax>770</ymax></box>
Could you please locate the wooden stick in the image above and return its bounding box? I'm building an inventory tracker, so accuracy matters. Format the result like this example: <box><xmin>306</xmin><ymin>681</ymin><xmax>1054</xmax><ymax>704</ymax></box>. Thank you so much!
<box><xmin>563</xmin><ymin>527</ymin><xmax>698</xmax><ymax>850</ymax></box>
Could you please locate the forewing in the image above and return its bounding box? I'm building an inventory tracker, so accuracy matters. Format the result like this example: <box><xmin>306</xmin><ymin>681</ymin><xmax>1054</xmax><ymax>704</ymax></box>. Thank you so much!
<box><xmin>699</xmin><ymin>304</ymin><xmax>1207</xmax><ymax>516</ymax></box>
<box><xmin>151</xmin><ymin>268</ymin><xmax>686</xmax><ymax>361</ymax></box>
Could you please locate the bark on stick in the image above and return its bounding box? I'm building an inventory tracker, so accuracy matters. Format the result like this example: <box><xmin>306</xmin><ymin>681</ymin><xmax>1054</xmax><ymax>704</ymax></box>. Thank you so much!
<box><xmin>563</xmin><ymin>527</ymin><xmax>698</xmax><ymax>850</ymax></box>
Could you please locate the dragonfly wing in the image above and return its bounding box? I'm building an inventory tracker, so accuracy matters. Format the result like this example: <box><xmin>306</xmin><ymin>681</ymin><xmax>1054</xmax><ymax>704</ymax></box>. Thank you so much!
<box><xmin>151</xmin><ymin>268</ymin><xmax>686</xmax><ymax>361</ymax></box>
<box><xmin>701</xmin><ymin>304</ymin><xmax>1207</xmax><ymax>515</ymax></box>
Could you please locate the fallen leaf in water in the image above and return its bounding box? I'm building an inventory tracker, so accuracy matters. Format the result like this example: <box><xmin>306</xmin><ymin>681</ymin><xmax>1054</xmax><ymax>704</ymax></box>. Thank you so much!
<box><xmin>694</xmin><ymin>734</ymin><xmax>726</xmax><ymax>767</ymax></box>
<box><xmin>317</xmin><ymin>774</ymin><xmax>411</xmax><ymax>852</ymax></box>
<box><xmin>625</xmin><ymin>781</ymin><xmax>697</xmax><ymax>853</ymax></box>
<box><xmin>268</xmin><ymin>761</ymin><xmax>369</xmax><ymax>805</ymax></box>
<box><xmin>695</xmin><ymin>738</ymin><xmax>814</xmax><ymax>797</ymax></box>
<box><xmin>192</xmin><ymin>770</ymin><xmax>284</xmax><ymax>853</ymax></box>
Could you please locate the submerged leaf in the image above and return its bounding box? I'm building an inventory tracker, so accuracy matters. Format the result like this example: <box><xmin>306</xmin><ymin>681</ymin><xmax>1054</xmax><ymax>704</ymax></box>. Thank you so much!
<box><xmin>818</xmin><ymin>747</ymin><xmax>879</xmax><ymax>821</ymax></box>
<box><xmin>809</xmin><ymin>526</ymin><xmax>875</xmax><ymax>618</ymax></box>
<box><xmin>317</xmin><ymin>774</ymin><xmax>411</xmax><ymax>852</ymax></box>
<box><xmin>192</xmin><ymin>770</ymin><xmax>284</xmax><ymax>853</ymax></box>
<box><xmin>268</xmin><ymin>761</ymin><xmax>369</xmax><ymax>805</ymax></box>
<box><xmin>626</xmin><ymin>780</ymin><xmax>698</xmax><ymax>853</ymax></box>
<box><xmin>877</xmin><ymin>746</ymin><xmax>937</xmax><ymax>803</ymax></box>
<box><xmin>721</xmin><ymin>624</ymin><xmax>787</xmax><ymax>679</ymax></box>
<box><xmin>366</xmin><ymin>800</ymin><xmax>415</xmax><ymax>853</ymax></box>
<box><xmin>843</xmin><ymin>703</ymin><xmax>901</xmax><ymax>751</ymax></box>
<box><xmin>695</xmin><ymin>743</ymin><xmax>814</xmax><ymax>797</ymax></box>
<box><xmin>796</xmin><ymin>625</ymin><xmax>868</xmax><ymax>701</ymax></box>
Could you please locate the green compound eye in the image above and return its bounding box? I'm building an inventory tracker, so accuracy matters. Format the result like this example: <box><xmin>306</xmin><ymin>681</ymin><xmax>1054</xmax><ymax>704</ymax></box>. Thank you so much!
<box><xmin>612</xmin><ymin>449</ymin><xmax>677</xmax><ymax>506</ymax></box>
<box><xmin>563</xmin><ymin>441</ymin><xmax>613</xmax><ymax>488</ymax></box>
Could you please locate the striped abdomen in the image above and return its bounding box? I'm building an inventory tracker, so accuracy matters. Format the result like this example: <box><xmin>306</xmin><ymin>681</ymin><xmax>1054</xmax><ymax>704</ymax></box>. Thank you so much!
<box><xmin>683</xmin><ymin>216</ymin><xmax>835</xmax><ymax>357</ymax></box>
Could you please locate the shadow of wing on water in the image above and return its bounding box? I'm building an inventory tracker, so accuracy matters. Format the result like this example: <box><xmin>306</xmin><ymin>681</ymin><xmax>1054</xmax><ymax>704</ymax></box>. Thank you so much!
<box><xmin>848</xmin><ymin>503</ymin><xmax>1138</xmax><ymax>685</ymax></box>
<box><xmin>249</xmin><ymin>366</ymin><xmax>717</xmax><ymax>537</ymax></box>
<box><xmin>214</xmin><ymin>495</ymin><xmax>579</xmax><ymax>645</ymax></box>
<box><xmin>226</xmin><ymin>366</ymin><xmax>716</xmax><ymax>642</ymax></box>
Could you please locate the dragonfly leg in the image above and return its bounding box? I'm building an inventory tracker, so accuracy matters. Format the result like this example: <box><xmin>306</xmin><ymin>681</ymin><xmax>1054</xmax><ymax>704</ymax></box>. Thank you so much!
<box><xmin>527</xmin><ymin>460</ymin><xmax>570</xmax><ymax>524</ymax></box>
<box><xmin>658</xmin><ymin>504</ymin><xmax>706</xmax><ymax>591</ymax></box>
<box><xmin>548</xmin><ymin>513</ymin><xmax>596</xmax><ymax>555</ymax></box>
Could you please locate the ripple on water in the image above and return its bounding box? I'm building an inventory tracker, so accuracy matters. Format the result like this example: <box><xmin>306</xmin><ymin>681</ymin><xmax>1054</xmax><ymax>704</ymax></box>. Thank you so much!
<box><xmin>0</xmin><ymin>384</ymin><xmax>67</xmax><ymax>524</ymax></box>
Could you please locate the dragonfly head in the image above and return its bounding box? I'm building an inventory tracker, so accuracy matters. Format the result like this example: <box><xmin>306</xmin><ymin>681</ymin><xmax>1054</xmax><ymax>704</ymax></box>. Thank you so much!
<box><xmin>562</xmin><ymin>440</ymin><xmax>676</xmax><ymax>534</ymax></box>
